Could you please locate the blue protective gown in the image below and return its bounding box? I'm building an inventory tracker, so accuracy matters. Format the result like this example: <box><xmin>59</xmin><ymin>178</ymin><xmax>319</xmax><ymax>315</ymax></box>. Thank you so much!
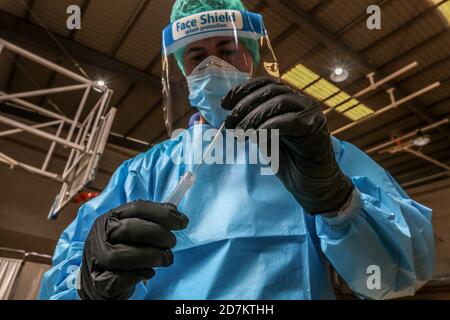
<box><xmin>39</xmin><ymin>124</ymin><xmax>435</xmax><ymax>300</ymax></box>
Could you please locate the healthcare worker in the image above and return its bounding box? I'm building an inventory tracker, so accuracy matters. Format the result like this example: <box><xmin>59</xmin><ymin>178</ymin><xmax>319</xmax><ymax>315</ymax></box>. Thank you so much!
<box><xmin>40</xmin><ymin>0</ymin><xmax>435</xmax><ymax>300</ymax></box>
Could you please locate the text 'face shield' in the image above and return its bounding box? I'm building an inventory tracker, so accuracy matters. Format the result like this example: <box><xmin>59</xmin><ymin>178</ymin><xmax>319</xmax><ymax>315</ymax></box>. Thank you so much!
<box><xmin>162</xmin><ymin>10</ymin><xmax>280</xmax><ymax>134</ymax></box>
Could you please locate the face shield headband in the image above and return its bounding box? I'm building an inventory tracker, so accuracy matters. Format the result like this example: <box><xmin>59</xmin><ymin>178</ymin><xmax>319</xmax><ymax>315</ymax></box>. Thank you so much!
<box><xmin>162</xmin><ymin>9</ymin><xmax>266</xmax><ymax>74</ymax></box>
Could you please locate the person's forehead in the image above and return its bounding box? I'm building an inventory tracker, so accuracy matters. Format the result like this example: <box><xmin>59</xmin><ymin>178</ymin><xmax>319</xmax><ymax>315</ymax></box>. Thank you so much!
<box><xmin>185</xmin><ymin>36</ymin><xmax>238</xmax><ymax>51</ymax></box>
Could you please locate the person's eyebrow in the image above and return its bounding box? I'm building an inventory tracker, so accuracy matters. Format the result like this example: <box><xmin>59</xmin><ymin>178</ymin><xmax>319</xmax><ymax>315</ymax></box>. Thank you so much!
<box><xmin>185</xmin><ymin>46</ymin><xmax>206</xmax><ymax>55</ymax></box>
<box><xmin>217</xmin><ymin>40</ymin><xmax>236</xmax><ymax>47</ymax></box>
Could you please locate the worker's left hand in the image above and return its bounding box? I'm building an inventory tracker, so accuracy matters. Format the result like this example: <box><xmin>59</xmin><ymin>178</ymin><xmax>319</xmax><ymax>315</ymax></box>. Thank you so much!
<box><xmin>222</xmin><ymin>77</ymin><xmax>354</xmax><ymax>214</ymax></box>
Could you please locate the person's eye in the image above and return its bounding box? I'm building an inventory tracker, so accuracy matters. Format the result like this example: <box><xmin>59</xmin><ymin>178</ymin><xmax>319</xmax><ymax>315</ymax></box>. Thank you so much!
<box><xmin>222</xmin><ymin>49</ymin><xmax>238</xmax><ymax>57</ymax></box>
<box><xmin>189</xmin><ymin>54</ymin><xmax>207</xmax><ymax>63</ymax></box>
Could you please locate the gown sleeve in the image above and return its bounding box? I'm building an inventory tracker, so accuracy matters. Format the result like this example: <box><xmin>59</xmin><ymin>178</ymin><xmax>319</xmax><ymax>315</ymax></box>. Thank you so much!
<box><xmin>39</xmin><ymin>158</ymin><xmax>149</xmax><ymax>300</ymax></box>
<box><xmin>315</xmin><ymin>138</ymin><xmax>435</xmax><ymax>299</ymax></box>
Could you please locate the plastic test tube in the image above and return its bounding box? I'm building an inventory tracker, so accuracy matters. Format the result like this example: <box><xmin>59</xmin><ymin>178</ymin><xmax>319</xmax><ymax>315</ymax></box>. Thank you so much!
<box><xmin>164</xmin><ymin>171</ymin><xmax>196</xmax><ymax>207</ymax></box>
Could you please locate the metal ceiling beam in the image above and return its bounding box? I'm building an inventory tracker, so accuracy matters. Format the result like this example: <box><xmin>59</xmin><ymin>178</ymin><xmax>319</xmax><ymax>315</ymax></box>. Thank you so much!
<box><xmin>265</xmin><ymin>0</ymin><xmax>450</xmax><ymax>142</ymax></box>
<box><xmin>308</xmin><ymin>0</ymin><xmax>333</xmax><ymax>16</ymax></box>
<box><xmin>388</xmin><ymin>159</ymin><xmax>450</xmax><ymax>186</ymax></box>
<box><xmin>25</xmin><ymin>0</ymin><xmax>35</xmax><ymax>19</ymax></box>
<box><xmin>389</xmin><ymin>166</ymin><xmax>449</xmax><ymax>187</ymax></box>
<box><xmin>372</xmin><ymin>132</ymin><xmax>446</xmax><ymax>165</ymax></box>
<box><xmin>352</xmin><ymin>97</ymin><xmax>450</xmax><ymax>150</ymax></box>
<box><xmin>339</xmin><ymin>27</ymin><xmax>449</xmax><ymax>102</ymax></box>
<box><xmin>117</xmin><ymin>49</ymin><xmax>164</xmax><ymax>138</ymax></box>
<box><xmin>404</xmin><ymin>147</ymin><xmax>450</xmax><ymax>171</ymax></box>
<box><xmin>4</xmin><ymin>0</ymin><xmax>36</xmax><ymax>101</ymax></box>
<box><xmin>109</xmin><ymin>0</ymin><xmax>151</xmax><ymax>57</ymax></box>
<box><xmin>124</xmin><ymin>98</ymin><xmax>162</xmax><ymax>137</ymax></box>
<box><xmin>402</xmin><ymin>170</ymin><xmax>450</xmax><ymax>189</ymax></box>
<box><xmin>382</xmin><ymin>140</ymin><xmax>450</xmax><ymax>171</ymax></box>
<box><xmin>5</xmin><ymin>56</ymin><xmax>18</xmax><ymax>94</ymax></box>
<box><xmin>365</xmin><ymin>117</ymin><xmax>450</xmax><ymax>154</ymax></box>
<box><xmin>390</xmin><ymin>150</ymin><xmax>450</xmax><ymax>177</ymax></box>
<box><xmin>250</xmin><ymin>0</ymin><xmax>268</xmax><ymax>12</ymax></box>
<box><xmin>382</xmin><ymin>28</ymin><xmax>449</xmax><ymax>70</ymax></box>
<box><xmin>152</xmin><ymin>129</ymin><xmax>169</xmax><ymax>146</ymax></box>
<box><xmin>333</xmin><ymin>54</ymin><xmax>450</xmax><ymax>124</ymax></box>
<box><xmin>0</xmin><ymin>9</ymin><xmax>161</xmax><ymax>88</ymax></box>
<box><xmin>108</xmin><ymin>133</ymin><xmax>149</xmax><ymax>152</ymax></box>
<box><xmin>359</xmin><ymin>0</ymin><xmax>449</xmax><ymax>56</ymax></box>
<box><xmin>38</xmin><ymin>0</ymin><xmax>91</xmax><ymax>112</ymax></box>
<box><xmin>37</xmin><ymin>60</ymin><xmax>59</xmax><ymax>108</ymax></box>
<box><xmin>115</xmin><ymin>51</ymin><xmax>160</xmax><ymax>112</ymax></box>
<box><xmin>400</xmin><ymin>168</ymin><xmax>447</xmax><ymax>188</ymax></box>
<box><xmin>265</xmin><ymin>0</ymin><xmax>378</xmax><ymax>70</ymax></box>
<box><xmin>252</xmin><ymin>0</ymin><xmax>323</xmax><ymax>67</ymax></box>
<box><xmin>333</xmin><ymin>6</ymin><xmax>450</xmax><ymax>111</ymax></box>
<box><xmin>288</xmin><ymin>0</ymin><xmax>390</xmax><ymax>68</ymax></box>
<box><xmin>68</xmin><ymin>0</ymin><xmax>91</xmax><ymax>39</ymax></box>
<box><xmin>114</xmin><ymin>84</ymin><xmax>136</xmax><ymax>108</ymax></box>
<box><xmin>271</xmin><ymin>24</ymin><xmax>299</xmax><ymax>48</ymax></box>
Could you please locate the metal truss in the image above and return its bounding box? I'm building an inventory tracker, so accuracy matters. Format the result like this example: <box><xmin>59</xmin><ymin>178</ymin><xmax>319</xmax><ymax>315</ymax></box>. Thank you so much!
<box><xmin>0</xmin><ymin>38</ymin><xmax>116</xmax><ymax>219</ymax></box>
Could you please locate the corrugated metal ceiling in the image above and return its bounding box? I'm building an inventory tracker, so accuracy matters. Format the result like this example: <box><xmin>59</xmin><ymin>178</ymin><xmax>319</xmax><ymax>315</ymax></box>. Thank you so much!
<box><xmin>0</xmin><ymin>0</ymin><xmax>449</xmax><ymax>189</ymax></box>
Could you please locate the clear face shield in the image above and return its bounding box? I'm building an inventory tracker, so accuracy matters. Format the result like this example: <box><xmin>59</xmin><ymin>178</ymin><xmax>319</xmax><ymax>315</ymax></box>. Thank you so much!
<box><xmin>162</xmin><ymin>9</ymin><xmax>280</xmax><ymax>135</ymax></box>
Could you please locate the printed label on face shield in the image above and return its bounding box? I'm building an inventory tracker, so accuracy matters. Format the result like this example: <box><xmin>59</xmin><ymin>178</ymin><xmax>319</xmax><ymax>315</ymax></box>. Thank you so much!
<box><xmin>173</xmin><ymin>10</ymin><xmax>243</xmax><ymax>41</ymax></box>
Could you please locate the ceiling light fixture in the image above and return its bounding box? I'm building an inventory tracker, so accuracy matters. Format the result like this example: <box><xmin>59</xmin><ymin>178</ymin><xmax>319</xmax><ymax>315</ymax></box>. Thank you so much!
<box><xmin>330</xmin><ymin>67</ymin><xmax>349</xmax><ymax>83</ymax></box>
<box><xmin>413</xmin><ymin>131</ymin><xmax>431</xmax><ymax>147</ymax></box>
<box><xmin>93</xmin><ymin>80</ymin><xmax>107</xmax><ymax>92</ymax></box>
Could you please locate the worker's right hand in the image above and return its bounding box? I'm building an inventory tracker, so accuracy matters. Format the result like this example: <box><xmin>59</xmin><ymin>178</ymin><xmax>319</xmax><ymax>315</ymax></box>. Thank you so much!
<box><xmin>78</xmin><ymin>200</ymin><xmax>189</xmax><ymax>300</ymax></box>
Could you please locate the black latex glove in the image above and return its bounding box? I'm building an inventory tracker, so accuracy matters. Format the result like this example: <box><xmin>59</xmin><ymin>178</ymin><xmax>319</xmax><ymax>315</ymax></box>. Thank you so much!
<box><xmin>222</xmin><ymin>77</ymin><xmax>354</xmax><ymax>215</ymax></box>
<box><xmin>78</xmin><ymin>201</ymin><xmax>189</xmax><ymax>300</ymax></box>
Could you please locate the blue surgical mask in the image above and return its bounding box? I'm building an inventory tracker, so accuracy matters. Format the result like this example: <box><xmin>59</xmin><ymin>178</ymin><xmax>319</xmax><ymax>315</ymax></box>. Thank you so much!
<box><xmin>186</xmin><ymin>56</ymin><xmax>250</xmax><ymax>128</ymax></box>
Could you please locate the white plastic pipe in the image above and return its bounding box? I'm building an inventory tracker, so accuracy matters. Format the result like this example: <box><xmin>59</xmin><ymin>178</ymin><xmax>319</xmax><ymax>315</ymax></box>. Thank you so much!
<box><xmin>365</xmin><ymin>118</ymin><xmax>449</xmax><ymax>154</ymax></box>
<box><xmin>324</xmin><ymin>61</ymin><xmax>418</xmax><ymax>115</ymax></box>
<box><xmin>402</xmin><ymin>171</ymin><xmax>450</xmax><ymax>188</ymax></box>
<box><xmin>404</xmin><ymin>147</ymin><xmax>450</xmax><ymax>171</ymax></box>
<box><xmin>332</xmin><ymin>81</ymin><xmax>441</xmax><ymax>135</ymax></box>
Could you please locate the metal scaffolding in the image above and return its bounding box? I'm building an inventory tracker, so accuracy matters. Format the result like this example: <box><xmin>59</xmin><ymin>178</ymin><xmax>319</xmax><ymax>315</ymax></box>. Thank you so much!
<box><xmin>0</xmin><ymin>38</ymin><xmax>116</xmax><ymax>219</ymax></box>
